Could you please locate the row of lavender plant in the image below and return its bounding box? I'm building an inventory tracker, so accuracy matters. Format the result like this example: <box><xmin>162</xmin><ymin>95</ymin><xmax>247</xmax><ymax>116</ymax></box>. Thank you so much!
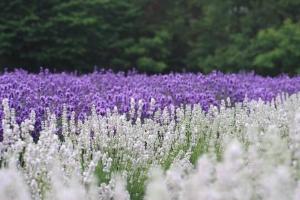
<box><xmin>1</xmin><ymin>93</ymin><xmax>300</xmax><ymax>199</ymax></box>
<box><xmin>1</xmin><ymin>70</ymin><xmax>300</xmax><ymax>139</ymax></box>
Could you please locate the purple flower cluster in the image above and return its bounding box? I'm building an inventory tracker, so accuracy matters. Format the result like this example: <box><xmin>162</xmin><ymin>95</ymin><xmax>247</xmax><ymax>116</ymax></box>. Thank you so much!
<box><xmin>1</xmin><ymin>69</ymin><xmax>300</xmax><ymax>138</ymax></box>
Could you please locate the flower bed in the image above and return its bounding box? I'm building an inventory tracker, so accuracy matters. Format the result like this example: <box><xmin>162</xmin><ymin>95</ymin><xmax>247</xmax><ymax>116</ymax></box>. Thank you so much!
<box><xmin>1</xmin><ymin>70</ymin><xmax>300</xmax><ymax>135</ymax></box>
<box><xmin>1</xmin><ymin>71</ymin><xmax>300</xmax><ymax>199</ymax></box>
<box><xmin>1</xmin><ymin>92</ymin><xmax>300</xmax><ymax>199</ymax></box>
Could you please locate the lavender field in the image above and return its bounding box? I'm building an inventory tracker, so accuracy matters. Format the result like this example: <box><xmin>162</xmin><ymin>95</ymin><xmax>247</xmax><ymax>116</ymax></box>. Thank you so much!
<box><xmin>1</xmin><ymin>70</ymin><xmax>300</xmax><ymax>200</ymax></box>
<box><xmin>1</xmin><ymin>70</ymin><xmax>300</xmax><ymax>134</ymax></box>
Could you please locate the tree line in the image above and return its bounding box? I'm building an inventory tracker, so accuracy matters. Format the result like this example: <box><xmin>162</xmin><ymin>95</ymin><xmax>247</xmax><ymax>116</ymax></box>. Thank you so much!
<box><xmin>0</xmin><ymin>0</ymin><xmax>300</xmax><ymax>75</ymax></box>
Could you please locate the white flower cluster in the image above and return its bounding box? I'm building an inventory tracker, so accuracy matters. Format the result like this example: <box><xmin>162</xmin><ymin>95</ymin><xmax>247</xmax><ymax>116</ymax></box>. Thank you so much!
<box><xmin>1</xmin><ymin>93</ymin><xmax>300</xmax><ymax>199</ymax></box>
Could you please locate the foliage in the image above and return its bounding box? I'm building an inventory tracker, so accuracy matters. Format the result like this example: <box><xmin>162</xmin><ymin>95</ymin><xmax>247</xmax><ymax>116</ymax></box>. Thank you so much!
<box><xmin>125</xmin><ymin>30</ymin><xmax>171</xmax><ymax>73</ymax></box>
<box><xmin>0</xmin><ymin>0</ymin><xmax>300</xmax><ymax>74</ymax></box>
<box><xmin>0</xmin><ymin>0</ymin><xmax>140</xmax><ymax>73</ymax></box>
<box><xmin>252</xmin><ymin>20</ymin><xmax>300</xmax><ymax>75</ymax></box>
<box><xmin>186</xmin><ymin>0</ymin><xmax>300</xmax><ymax>74</ymax></box>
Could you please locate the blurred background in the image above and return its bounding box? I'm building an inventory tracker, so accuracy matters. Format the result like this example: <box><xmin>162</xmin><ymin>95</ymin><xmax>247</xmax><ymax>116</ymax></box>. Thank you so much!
<box><xmin>0</xmin><ymin>0</ymin><xmax>299</xmax><ymax>75</ymax></box>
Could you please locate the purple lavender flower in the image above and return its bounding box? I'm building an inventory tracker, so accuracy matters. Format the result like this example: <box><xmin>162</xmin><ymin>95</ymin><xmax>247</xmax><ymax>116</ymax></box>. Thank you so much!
<box><xmin>1</xmin><ymin>69</ymin><xmax>300</xmax><ymax>140</ymax></box>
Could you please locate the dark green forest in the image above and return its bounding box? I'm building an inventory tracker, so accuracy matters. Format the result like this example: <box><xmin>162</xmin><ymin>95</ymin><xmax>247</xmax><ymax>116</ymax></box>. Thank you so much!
<box><xmin>0</xmin><ymin>0</ymin><xmax>300</xmax><ymax>75</ymax></box>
